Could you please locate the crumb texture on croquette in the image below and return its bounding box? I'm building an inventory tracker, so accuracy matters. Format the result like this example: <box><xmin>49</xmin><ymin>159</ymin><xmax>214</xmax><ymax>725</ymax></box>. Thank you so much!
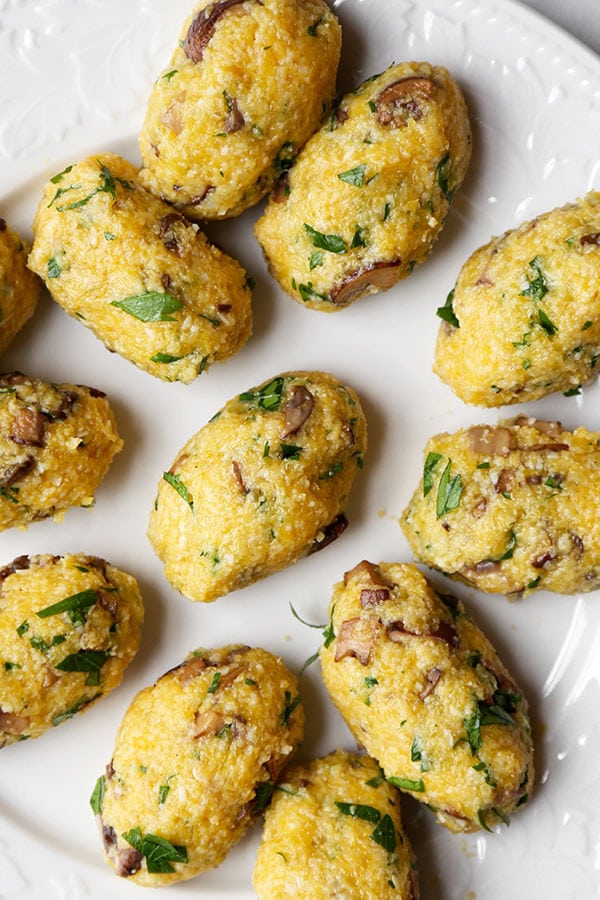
<box><xmin>320</xmin><ymin>562</ymin><xmax>533</xmax><ymax>833</ymax></box>
<box><xmin>139</xmin><ymin>0</ymin><xmax>341</xmax><ymax>219</ymax></box>
<box><xmin>94</xmin><ymin>645</ymin><xmax>304</xmax><ymax>887</ymax></box>
<box><xmin>0</xmin><ymin>219</ymin><xmax>40</xmax><ymax>354</ymax></box>
<box><xmin>254</xmin><ymin>60</ymin><xmax>471</xmax><ymax>310</ymax></box>
<box><xmin>401</xmin><ymin>417</ymin><xmax>600</xmax><ymax>595</ymax></box>
<box><xmin>28</xmin><ymin>153</ymin><xmax>252</xmax><ymax>383</ymax></box>
<box><xmin>434</xmin><ymin>192</ymin><xmax>600</xmax><ymax>405</ymax></box>
<box><xmin>253</xmin><ymin>748</ymin><xmax>419</xmax><ymax>900</ymax></box>
<box><xmin>0</xmin><ymin>553</ymin><xmax>143</xmax><ymax>747</ymax></box>
<box><xmin>0</xmin><ymin>372</ymin><xmax>122</xmax><ymax>530</ymax></box>
<box><xmin>147</xmin><ymin>370</ymin><xmax>367</xmax><ymax>602</ymax></box>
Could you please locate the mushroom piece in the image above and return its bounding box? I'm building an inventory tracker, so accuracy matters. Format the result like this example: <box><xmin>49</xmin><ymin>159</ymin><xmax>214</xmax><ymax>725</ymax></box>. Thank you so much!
<box><xmin>0</xmin><ymin>710</ymin><xmax>31</xmax><ymax>735</ymax></box>
<box><xmin>183</xmin><ymin>0</ymin><xmax>254</xmax><ymax>64</ymax></box>
<box><xmin>224</xmin><ymin>97</ymin><xmax>245</xmax><ymax>134</ymax></box>
<box><xmin>386</xmin><ymin>619</ymin><xmax>458</xmax><ymax>648</ymax></box>
<box><xmin>281</xmin><ymin>385</ymin><xmax>314</xmax><ymax>438</ymax></box>
<box><xmin>194</xmin><ymin>709</ymin><xmax>226</xmax><ymax>738</ymax></box>
<box><xmin>467</xmin><ymin>425</ymin><xmax>514</xmax><ymax>457</ymax></box>
<box><xmin>375</xmin><ymin>76</ymin><xmax>436</xmax><ymax>127</ymax></box>
<box><xmin>1</xmin><ymin>456</ymin><xmax>35</xmax><ymax>487</ymax></box>
<box><xmin>418</xmin><ymin>666</ymin><xmax>443</xmax><ymax>700</ymax></box>
<box><xmin>9</xmin><ymin>408</ymin><xmax>46</xmax><ymax>447</ymax></box>
<box><xmin>309</xmin><ymin>512</ymin><xmax>348</xmax><ymax>554</ymax></box>
<box><xmin>334</xmin><ymin>617</ymin><xmax>381</xmax><ymax>665</ymax></box>
<box><xmin>330</xmin><ymin>260</ymin><xmax>403</xmax><ymax>307</ymax></box>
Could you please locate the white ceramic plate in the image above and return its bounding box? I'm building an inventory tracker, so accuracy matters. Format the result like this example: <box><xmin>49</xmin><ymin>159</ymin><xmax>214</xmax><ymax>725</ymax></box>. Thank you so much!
<box><xmin>1</xmin><ymin>1</ymin><xmax>600</xmax><ymax>897</ymax></box>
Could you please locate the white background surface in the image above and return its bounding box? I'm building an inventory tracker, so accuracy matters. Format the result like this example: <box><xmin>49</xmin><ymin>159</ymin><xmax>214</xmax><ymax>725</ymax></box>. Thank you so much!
<box><xmin>1</xmin><ymin>1</ymin><xmax>600</xmax><ymax>898</ymax></box>
<box><xmin>522</xmin><ymin>0</ymin><xmax>600</xmax><ymax>56</ymax></box>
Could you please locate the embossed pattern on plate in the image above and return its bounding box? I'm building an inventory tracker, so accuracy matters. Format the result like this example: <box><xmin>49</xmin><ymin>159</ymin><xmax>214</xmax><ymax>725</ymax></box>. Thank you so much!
<box><xmin>1</xmin><ymin>1</ymin><xmax>600</xmax><ymax>898</ymax></box>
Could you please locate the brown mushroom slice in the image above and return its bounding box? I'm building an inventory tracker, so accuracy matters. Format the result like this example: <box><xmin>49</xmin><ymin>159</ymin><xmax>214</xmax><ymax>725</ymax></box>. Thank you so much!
<box><xmin>1</xmin><ymin>456</ymin><xmax>35</xmax><ymax>487</ymax></box>
<box><xmin>334</xmin><ymin>616</ymin><xmax>381</xmax><ymax>665</ymax></box>
<box><xmin>360</xmin><ymin>588</ymin><xmax>390</xmax><ymax>608</ymax></box>
<box><xmin>386</xmin><ymin>618</ymin><xmax>458</xmax><ymax>648</ymax></box>
<box><xmin>580</xmin><ymin>232</ymin><xmax>600</xmax><ymax>247</ymax></box>
<box><xmin>375</xmin><ymin>76</ymin><xmax>436</xmax><ymax>127</ymax></box>
<box><xmin>0</xmin><ymin>710</ymin><xmax>31</xmax><ymax>735</ymax></box>
<box><xmin>309</xmin><ymin>512</ymin><xmax>348</xmax><ymax>554</ymax></box>
<box><xmin>224</xmin><ymin>98</ymin><xmax>245</xmax><ymax>134</ymax></box>
<box><xmin>194</xmin><ymin>709</ymin><xmax>226</xmax><ymax>738</ymax></box>
<box><xmin>161</xmin><ymin>95</ymin><xmax>185</xmax><ymax>135</ymax></box>
<box><xmin>467</xmin><ymin>425</ymin><xmax>514</xmax><ymax>457</ymax></box>
<box><xmin>330</xmin><ymin>260</ymin><xmax>403</xmax><ymax>307</ymax></box>
<box><xmin>344</xmin><ymin>559</ymin><xmax>392</xmax><ymax>588</ymax></box>
<box><xmin>419</xmin><ymin>666</ymin><xmax>443</xmax><ymax>700</ymax></box>
<box><xmin>0</xmin><ymin>554</ymin><xmax>31</xmax><ymax>584</ymax></box>
<box><xmin>183</xmin><ymin>0</ymin><xmax>257</xmax><ymax>64</ymax></box>
<box><xmin>9</xmin><ymin>408</ymin><xmax>46</xmax><ymax>447</ymax></box>
<box><xmin>508</xmin><ymin>416</ymin><xmax>563</xmax><ymax>437</ymax></box>
<box><xmin>281</xmin><ymin>385</ymin><xmax>314</xmax><ymax>438</ymax></box>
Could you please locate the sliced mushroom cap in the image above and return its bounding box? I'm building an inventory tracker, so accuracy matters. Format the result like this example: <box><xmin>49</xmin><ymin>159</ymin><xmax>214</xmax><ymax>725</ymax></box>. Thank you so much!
<box><xmin>194</xmin><ymin>708</ymin><xmax>226</xmax><ymax>738</ymax></box>
<box><xmin>224</xmin><ymin>97</ymin><xmax>245</xmax><ymax>134</ymax></box>
<box><xmin>418</xmin><ymin>666</ymin><xmax>443</xmax><ymax>700</ymax></box>
<box><xmin>468</xmin><ymin>425</ymin><xmax>514</xmax><ymax>457</ymax></box>
<box><xmin>334</xmin><ymin>616</ymin><xmax>381</xmax><ymax>665</ymax></box>
<box><xmin>0</xmin><ymin>710</ymin><xmax>31</xmax><ymax>735</ymax></box>
<box><xmin>0</xmin><ymin>554</ymin><xmax>31</xmax><ymax>584</ymax></box>
<box><xmin>1</xmin><ymin>456</ymin><xmax>35</xmax><ymax>487</ymax></box>
<box><xmin>183</xmin><ymin>0</ymin><xmax>253</xmax><ymax>63</ymax></box>
<box><xmin>330</xmin><ymin>260</ymin><xmax>403</xmax><ymax>307</ymax></box>
<box><xmin>386</xmin><ymin>619</ymin><xmax>458</xmax><ymax>648</ymax></box>
<box><xmin>508</xmin><ymin>416</ymin><xmax>563</xmax><ymax>437</ymax></box>
<box><xmin>9</xmin><ymin>408</ymin><xmax>46</xmax><ymax>447</ymax></box>
<box><xmin>375</xmin><ymin>76</ymin><xmax>436</xmax><ymax>127</ymax></box>
<box><xmin>281</xmin><ymin>385</ymin><xmax>314</xmax><ymax>438</ymax></box>
<box><xmin>309</xmin><ymin>513</ymin><xmax>348</xmax><ymax>554</ymax></box>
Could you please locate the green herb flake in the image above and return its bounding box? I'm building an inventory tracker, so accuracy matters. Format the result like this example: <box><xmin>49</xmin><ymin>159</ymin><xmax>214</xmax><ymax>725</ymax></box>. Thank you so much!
<box><xmin>563</xmin><ymin>386</ymin><xmax>581</xmax><ymax>397</ymax></box>
<box><xmin>53</xmin><ymin>694</ymin><xmax>97</xmax><ymax>726</ymax></box>
<box><xmin>521</xmin><ymin>255</ymin><xmax>549</xmax><ymax>303</ymax></box>
<box><xmin>423</xmin><ymin>451</ymin><xmax>442</xmax><ymax>496</ymax></box>
<box><xmin>163</xmin><ymin>472</ymin><xmax>194</xmax><ymax>512</ymax></box>
<box><xmin>527</xmin><ymin>576</ymin><xmax>541</xmax><ymax>590</ymax></box>
<box><xmin>55</xmin><ymin>649</ymin><xmax>109</xmax><ymax>686</ymax></box>
<box><xmin>4</xmin><ymin>661</ymin><xmax>21</xmax><ymax>671</ymax></box>
<box><xmin>436</xmin><ymin>288</ymin><xmax>459</xmax><ymax>328</ymax></box>
<box><xmin>544</xmin><ymin>475</ymin><xmax>563</xmax><ymax>490</ymax></box>
<box><xmin>240</xmin><ymin>376</ymin><xmax>285</xmax><ymax>411</ymax></box>
<box><xmin>36</xmin><ymin>589</ymin><xmax>98</xmax><ymax>626</ymax></box>
<box><xmin>158</xmin><ymin>775</ymin><xmax>176</xmax><ymax>806</ymax></box>
<box><xmin>319</xmin><ymin>461</ymin><xmax>343</xmax><ymax>480</ymax></box>
<box><xmin>350</xmin><ymin>225</ymin><xmax>367</xmax><ymax>249</ymax></box>
<box><xmin>309</xmin><ymin>251</ymin><xmax>324</xmax><ymax>270</ymax></box>
<box><xmin>280</xmin><ymin>443</ymin><xmax>302</xmax><ymax>460</ymax></box>
<box><xmin>207</xmin><ymin>672</ymin><xmax>221</xmax><ymax>694</ymax></box>
<box><xmin>538</xmin><ymin>308</ymin><xmax>558</xmax><ymax>336</ymax></box>
<box><xmin>382</xmin><ymin>201</ymin><xmax>392</xmax><ymax>222</ymax></box>
<box><xmin>253</xmin><ymin>781</ymin><xmax>276</xmax><ymax>815</ymax></box>
<box><xmin>336</xmin><ymin>801</ymin><xmax>381</xmax><ymax>823</ymax></box>
<box><xmin>90</xmin><ymin>775</ymin><xmax>106</xmax><ymax>815</ymax></box>
<box><xmin>104</xmin><ymin>231</ymin><xmax>116</xmax><ymax>241</ymax></box>
<box><xmin>365</xmin><ymin>775</ymin><xmax>384</xmax><ymax>788</ymax></box>
<box><xmin>281</xmin><ymin>690</ymin><xmax>301</xmax><ymax>726</ymax></box>
<box><xmin>476</xmin><ymin>461</ymin><xmax>490</xmax><ymax>469</ymax></box>
<box><xmin>298</xmin><ymin>282</ymin><xmax>329</xmax><ymax>303</ymax></box>
<box><xmin>337</xmin><ymin>164</ymin><xmax>367</xmax><ymax>187</ymax></box>
<box><xmin>583</xmin><ymin>320</ymin><xmax>593</xmax><ymax>330</ymax></box>
<box><xmin>371</xmin><ymin>813</ymin><xmax>397</xmax><ymax>853</ymax></box>
<box><xmin>436</xmin><ymin>153</ymin><xmax>454</xmax><ymax>201</ymax></box>
<box><xmin>387</xmin><ymin>776</ymin><xmax>425</xmax><ymax>793</ymax></box>
<box><xmin>50</xmin><ymin>165</ymin><xmax>74</xmax><ymax>184</ymax></box>
<box><xmin>322</xmin><ymin>603</ymin><xmax>336</xmax><ymax>648</ymax></box>
<box><xmin>122</xmin><ymin>828</ymin><xmax>188</xmax><ymax>874</ymax></box>
<box><xmin>466</xmin><ymin>650</ymin><xmax>482</xmax><ymax>668</ymax></box>
<box><xmin>436</xmin><ymin>459</ymin><xmax>463</xmax><ymax>519</ymax></box>
<box><xmin>303</xmin><ymin>223</ymin><xmax>347</xmax><ymax>254</ymax></box>
<box><xmin>151</xmin><ymin>352</ymin><xmax>182</xmax><ymax>364</ymax></box>
<box><xmin>47</xmin><ymin>256</ymin><xmax>62</xmax><ymax>279</ymax></box>
<box><xmin>111</xmin><ymin>292</ymin><xmax>183</xmax><ymax>322</ymax></box>
<box><xmin>16</xmin><ymin>621</ymin><xmax>29</xmax><ymax>638</ymax></box>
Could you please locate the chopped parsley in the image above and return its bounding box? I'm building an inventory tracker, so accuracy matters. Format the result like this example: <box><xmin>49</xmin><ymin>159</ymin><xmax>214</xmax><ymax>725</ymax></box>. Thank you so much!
<box><xmin>436</xmin><ymin>458</ymin><xmax>463</xmax><ymax>519</ymax></box>
<box><xmin>90</xmin><ymin>775</ymin><xmax>105</xmax><ymax>815</ymax></box>
<box><xmin>319</xmin><ymin>461</ymin><xmax>344</xmax><ymax>480</ymax></box>
<box><xmin>423</xmin><ymin>451</ymin><xmax>442</xmax><ymax>497</ymax></box>
<box><xmin>298</xmin><ymin>282</ymin><xmax>329</xmax><ymax>303</ymax></box>
<box><xmin>207</xmin><ymin>672</ymin><xmax>221</xmax><ymax>694</ymax></box>
<box><xmin>538</xmin><ymin>308</ymin><xmax>558</xmax><ymax>336</ymax></box>
<box><xmin>337</xmin><ymin>164</ymin><xmax>367</xmax><ymax>187</ymax></box>
<box><xmin>122</xmin><ymin>828</ymin><xmax>188</xmax><ymax>874</ymax></box>
<box><xmin>335</xmin><ymin>802</ymin><xmax>381</xmax><ymax>823</ymax></box>
<box><xmin>521</xmin><ymin>256</ymin><xmax>549</xmax><ymax>303</ymax></box>
<box><xmin>36</xmin><ymin>589</ymin><xmax>98</xmax><ymax>626</ymax></box>
<box><xmin>387</xmin><ymin>775</ymin><xmax>425</xmax><ymax>793</ymax></box>
<box><xmin>436</xmin><ymin>153</ymin><xmax>454</xmax><ymax>202</ymax></box>
<box><xmin>55</xmin><ymin>649</ymin><xmax>109</xmax><ymax>686</ymax></box>
<box><xmin>47</xmin><ymin>256</ymin><xmax>62</xmax><ymax>279</ymax></box>
<box><xmin>336</xmin><ymin>803</ymin><xmax>397</xmax><ymax>853</ymax></box>
<box><xmin>303</xmin><ymin>223</ymin><xmax>347</xmax><ymax>254</ymax></box>
<box><xmin>163</xmin><ymin>472</ymin><xmax>194</xmax><ymax>511</ymax></box>
<box><xmin>239</xmin><ymin>376</ymin><xmax>285</xmax><ymax>411</ymax></box>
<box><xmin>309</xmin><ymin>251</ymin><xmax>323</xmax><ymax>270</ymax></box>
<box><xmin>281</xmin><ymin>690</ymin><xmax>301</xmax><ymax>725</ymax></box>
<box><xmin>111</xmin><ymin>291</ymin><xmax>183</xmax><ymax>322</ymax></box>
<box><xmin>436</xmin><ymin>288</ymin><xmax>459</xmax><ymax>328</ymax></box>
<box><xmin>151</xmin><ymin>352</ymin><xmax>182</xmax><ymax>364</ymax></box>
<box><xmin>280</xmin><ymin>443</ymin><xmax>302</xmax><ymax>460</ymax></box>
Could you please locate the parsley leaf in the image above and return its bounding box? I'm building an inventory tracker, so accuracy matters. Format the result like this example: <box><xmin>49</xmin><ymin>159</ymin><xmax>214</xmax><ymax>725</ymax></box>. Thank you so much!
<box><xmin>336</xmin><ymin>802</ymin><xmax>381</xmax><ymax>823</ymax></box>
<box><xmin>436</xmin><ymin>288</ymin><xmax>459</xmax><ymax>327</ymax></box>
<box><xmin>239</xmin><ymin>376</ymin><xmax>285</xmax><ymax>411</ymax></box>
<box><xmin>521</xmin><ymin>256</ymin><xmax>549</xmax><ymax>303</ymax></box>
<box><xmin>387</xmin><ymin>775</ymin><xmax>425</xmax><ymax>793</ymax></box>
<box><xmin>423</xmin><ymin>451</ymin><xmax>442</xmax><ymax>496</ymax></box>
<box><xmin>111</xmin><ymin>292</ymin><xmax>183</xmax><ymax>322</ymax></box>
<box><xmin>36</xmin><ymin>589</ymin><xmax>98</xmax><ymax>626</ymax></box>
<box><xmin>304</xmin><ymin>223</ymin><xmax>347</xmax><ymax>254</ymax></box>
<box><xmin>436</xmin><ymin>153</ymin><xmax>454</xmax><ymax>202</ymax></box>
<box><xmin>371</xmin><ymin>813</ymin><xmax>397</xmax><ymax>853</ymax></box>
<box><xmin>436</xmin><ymin>459</ymin><xmax>463</xmax><ymax>519</ymax></box>
<box><xmin>337</xmin><ymin>164</ymin><xmax>367</xmax><ymax>187</ymax></box>
<box><xmin>55</xmin><ymin>649</ymin><xmax>109</xmax><ymax>686</ymax></box>
<box><xmin>90</xmin><ymin>775</ymin><xmax>105</xmax><ymax>815</ymax></box>
<box><xmin>123</xmin><ymin>828</ymin><xmax>188</xmax><ymax>874</ymax></box>
<box><xmin>163</xmin><ymin>472</ymin><xmax>194</xmax><ymax>512</ymax></box>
